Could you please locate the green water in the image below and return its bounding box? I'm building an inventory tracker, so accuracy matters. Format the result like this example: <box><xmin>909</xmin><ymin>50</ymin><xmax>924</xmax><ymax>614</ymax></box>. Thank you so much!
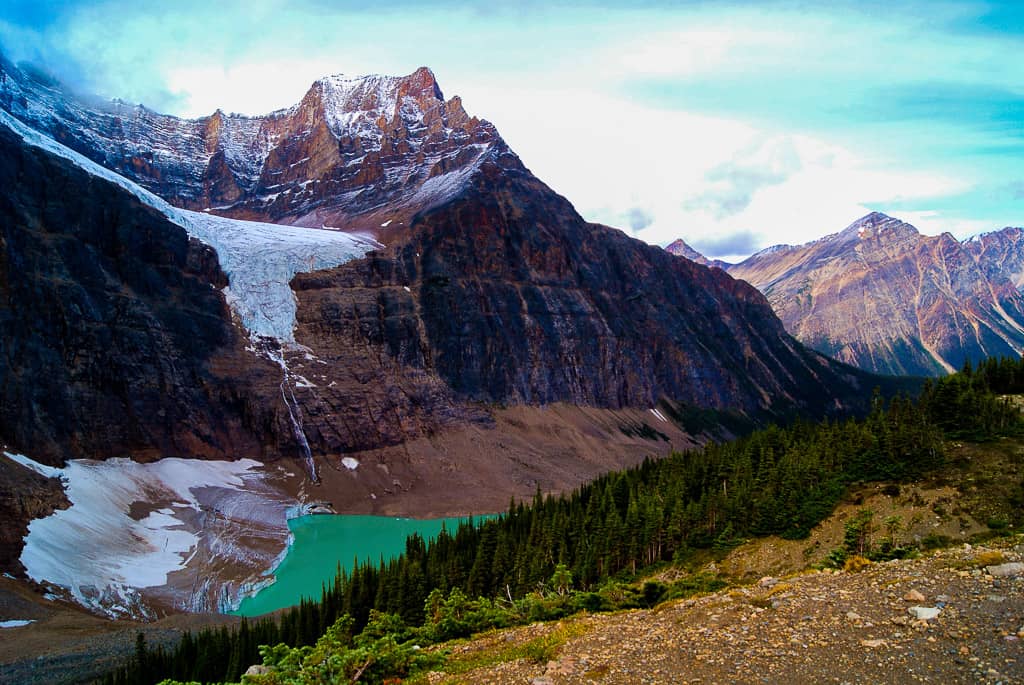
<box><xmin>233</xmin><ymin>514</ymin><xmax>487</xmax><ymax>617</ymax></box>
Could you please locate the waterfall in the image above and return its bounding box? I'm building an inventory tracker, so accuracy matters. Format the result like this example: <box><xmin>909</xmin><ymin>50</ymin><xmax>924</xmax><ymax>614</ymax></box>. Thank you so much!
<box><xmin>280</xmin><ymin>380</ymin><xmax>318</xmax><ymax>483</ymax></box>
<box><xmin>265</xmin><ymin>343</ymin><xmax>319</xmax><ymax>484</ymax></box>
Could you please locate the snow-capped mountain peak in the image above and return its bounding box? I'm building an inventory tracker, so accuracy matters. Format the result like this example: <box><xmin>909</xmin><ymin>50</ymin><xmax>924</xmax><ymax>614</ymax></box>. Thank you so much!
<box><xmin>0</xmin><ymin>60</ymin><xmax>513</xmax><ymax>235</ymax></box>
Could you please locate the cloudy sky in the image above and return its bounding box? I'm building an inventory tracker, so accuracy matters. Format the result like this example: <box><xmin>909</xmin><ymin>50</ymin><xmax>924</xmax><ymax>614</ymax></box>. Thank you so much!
<box><xmin>2</xmin><ymin>1</ymin><xmax>1021</xmax><ymax>260</ymax></box>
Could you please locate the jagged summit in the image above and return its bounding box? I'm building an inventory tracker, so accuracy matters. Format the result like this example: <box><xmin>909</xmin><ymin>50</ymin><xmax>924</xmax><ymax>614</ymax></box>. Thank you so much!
<box><xmin>0</xmin><ymin>61</ymin><xmax>510</xmax><ymax>236</ymax></box>
<box><xmin>664</xmin><ymin>239</ymin><xmax>732</xmax><ymax>269</ymax></box>
<box><xmin>313</xmin><ymin>66</ymin><xmax>443</xmax><ymax>119</ymax></box>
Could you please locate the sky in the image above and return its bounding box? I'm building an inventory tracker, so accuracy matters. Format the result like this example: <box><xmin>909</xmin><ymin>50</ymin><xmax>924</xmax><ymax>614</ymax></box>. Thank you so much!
<box><xmin>1</xmin><ymin>0</ymin><xmax>1022</xmax><ymax>261</ymax></box>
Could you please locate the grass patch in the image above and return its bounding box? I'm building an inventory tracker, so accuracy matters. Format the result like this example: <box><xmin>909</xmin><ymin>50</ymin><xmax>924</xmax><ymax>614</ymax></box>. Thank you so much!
<box><xmin>431</xmin><ymin>622</ymin><xmax>589</xmax><ymax>682</ymax></box>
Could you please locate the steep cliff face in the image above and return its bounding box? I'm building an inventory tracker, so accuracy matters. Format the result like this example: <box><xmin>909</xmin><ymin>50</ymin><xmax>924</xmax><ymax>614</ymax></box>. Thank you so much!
<box><xmin>0</xmin><ymin>59</ymin><xmax>500</xmax><ymax>233</ymax></box>
<box><xmin>0</xmin><ymin>453</ymin><xmax>68</xmax><ymax>575</ymax></box>
<box><xmin>0</xmin><ymin>124</ymin><xmax>293</xmax><ymax>467</ymax></box>
<box><xmin>726</xmin><ymin>213</ymin><xmax>1024</xmax><ymax>376</ymax></box>
<box><xmin>282</xmin><ymin>157</ymin><xmax>871</xmax><ymax>459</ymax></box>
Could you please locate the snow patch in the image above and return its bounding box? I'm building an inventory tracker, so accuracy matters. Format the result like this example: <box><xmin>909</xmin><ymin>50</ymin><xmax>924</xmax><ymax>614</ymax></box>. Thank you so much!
<box><xmin>649</xmin><ymin>408</ymin><xmax>668</xmax><ymax>423</ymax></box>
<box><xmin>0</xmin><ymin>620</ymin><xmax>34</xmax><ymax>628</ymax></box>
<box><xmin>13</xmin><ymin>452</ymin><xmax>287</xmax><ymax>619</ymax></box>
<box><xmin>341</xmin><ymin>457</ymin><xmax>360</xmax><ymax>471</ymax></box>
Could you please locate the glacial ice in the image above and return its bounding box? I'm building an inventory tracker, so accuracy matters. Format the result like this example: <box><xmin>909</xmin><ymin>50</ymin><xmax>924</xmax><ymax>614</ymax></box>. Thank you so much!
<box><xmin>0</xmin><ymin>109</ymin><xmax>381</xmax><ymax>342</ymax></box>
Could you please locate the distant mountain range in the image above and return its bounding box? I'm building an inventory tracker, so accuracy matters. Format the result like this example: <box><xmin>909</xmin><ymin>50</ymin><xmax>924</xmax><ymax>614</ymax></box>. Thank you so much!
<box><xmin>669</xmin><ymin>213</ymin><xmax>1024</xmax><ymax>376</ymax></box>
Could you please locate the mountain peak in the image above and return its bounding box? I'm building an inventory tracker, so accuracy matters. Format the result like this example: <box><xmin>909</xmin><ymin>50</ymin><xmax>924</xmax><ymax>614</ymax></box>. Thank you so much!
<box><xmin>309</xmin><ymin>67</ymin><xmax>445</xmax><ymax>132</ymax></box>
<box><xmin>841</xmin><ymin>211</ymin><xmax>919</xmax><ymax>243</ymax></box>
<box><xmin>729</xmin><ymin>211</ymin><xmax>1024</xmax><ymax>377</ymax></box>
<box><xmin>0</xmin><ymin>59</ymin><xmax>505</xmax><ymax>230</ymax></box>
<box><xmin>664</xmin><ymin>239</ymin><xmax>707</xmax><ymax>262</ymax></box>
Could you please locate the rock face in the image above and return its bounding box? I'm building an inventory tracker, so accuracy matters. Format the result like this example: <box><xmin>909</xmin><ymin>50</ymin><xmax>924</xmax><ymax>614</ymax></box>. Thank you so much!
<box><xmin>0</xmin><ymin>59</ymin><xmax>882</xmax><ymax>446</ymax></box>
<box><xmin>0</xmin><ymin>124</ymin><xmax>293</xmax><ymax>467</ymax></box>
<box><xmin>725</xmin><ymin>213</ymin><xmax>1024</xmax><ymax>376</ymax></box>
<box><xmin>964</xmin><ymin>226</ymin><xmax>1024</xmax><ymax>290</ymax></box>
<box><xmin>0</xmin><ymin>454</ymin><xmax>68</xmax><ymax>575</ymax></box>
<box><xmin>0</xmin><ymin>58</ymin><xmax>499</xmax><ymax>234</ymax></box>
<box><xmin>0</xmin><ymin>60</ymin><xmax>903</xmax><ymax>475</ymax></box>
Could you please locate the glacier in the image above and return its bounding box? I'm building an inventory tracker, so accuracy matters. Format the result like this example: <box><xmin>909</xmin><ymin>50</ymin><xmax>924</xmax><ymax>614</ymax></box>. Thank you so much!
<box><xmin>0</xmin><ymin>109</ymin><xmax>381</xmax><ymax>342</ymax></box>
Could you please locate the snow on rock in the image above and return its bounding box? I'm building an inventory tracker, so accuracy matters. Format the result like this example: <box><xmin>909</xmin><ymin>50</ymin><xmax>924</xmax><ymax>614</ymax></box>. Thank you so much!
<box><xmin>5</xmin><ymin>451</ymin><xmax>63</xmax><ymax>479</ymax></box>
<box><xmin>11</xmin><ymin>452</ymin><xmax>291</xmax><ymax>619</ymax></box>
<box><xmin>0</xmin><ymin>109</ymin><xmax>381</xmax><ymax>342</ymax></box>
<box><xmin>0</xmin><ymin>620</ymin><xmax>34</xmax><ymax>628</ymax></box>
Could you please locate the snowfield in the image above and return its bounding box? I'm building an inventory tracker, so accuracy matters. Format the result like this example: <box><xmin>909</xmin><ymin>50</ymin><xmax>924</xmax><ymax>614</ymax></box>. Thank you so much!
<box><xmin>7</xmin><ymin>452</ymin><xmax>295</xmax><ymax>618</ymax></box>
<box><xmin>0</xmin><ymin>109</ymin><xmax>381</xmax><ymax>342</ymax></box>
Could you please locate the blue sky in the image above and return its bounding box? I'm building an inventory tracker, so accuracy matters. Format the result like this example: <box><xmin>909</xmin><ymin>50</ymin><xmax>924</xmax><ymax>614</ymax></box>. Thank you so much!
<box><xmin>2</xmin><ymin>0</ymin><xmax>1021</xmax><ymax>259</ymax></box>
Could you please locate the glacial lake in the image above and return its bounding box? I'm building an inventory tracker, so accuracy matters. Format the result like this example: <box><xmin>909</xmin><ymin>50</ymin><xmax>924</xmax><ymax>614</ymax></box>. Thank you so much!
<box><xmin>233</xmin><ymin>513</ymin><xmax>489</xmax><ymax>617</ymax></box>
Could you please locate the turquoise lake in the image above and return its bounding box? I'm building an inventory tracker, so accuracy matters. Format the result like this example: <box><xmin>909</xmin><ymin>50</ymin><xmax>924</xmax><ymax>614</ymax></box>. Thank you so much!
<box><xmin>233</xmin><ymin>514</ymin><xmax>488</xmax><ymax>617</ymax></box>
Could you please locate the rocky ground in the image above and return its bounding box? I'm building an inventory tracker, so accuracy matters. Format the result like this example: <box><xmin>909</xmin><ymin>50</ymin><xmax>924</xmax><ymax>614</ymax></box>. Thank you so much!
<box><xmin>427</xmin><ymin>540</ymin><xmax>1024</xmax><ymax>684</ymax></box>
<box><xmin>0</xmin><ymin>575</ymin><xmax>241</xmax><ymax>685</ymax></box>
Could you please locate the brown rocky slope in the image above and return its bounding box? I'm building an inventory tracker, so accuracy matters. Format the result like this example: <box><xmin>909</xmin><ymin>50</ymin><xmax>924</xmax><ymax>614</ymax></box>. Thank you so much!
<box><xmin>433</xmin><ymin>540</ymin><xmax>1024</xmax><ymax>684</ymax></box>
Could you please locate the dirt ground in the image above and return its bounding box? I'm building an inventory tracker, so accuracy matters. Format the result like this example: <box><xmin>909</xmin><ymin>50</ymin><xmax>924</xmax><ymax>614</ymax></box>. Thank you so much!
<box><xmin>431</xmin><ymin>540</ymin><xmax>1024</xmax><ymax>684</ymax></box>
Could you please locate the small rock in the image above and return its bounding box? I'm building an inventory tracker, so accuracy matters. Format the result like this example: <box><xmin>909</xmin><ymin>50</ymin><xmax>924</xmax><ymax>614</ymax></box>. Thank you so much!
<box><xmin>903</xmin><ymin>590</ymin><xmax>926</xmax><ymax>602</ymax></box>
<box><xmin>846</xmin><ymin>611</ymin><xmax>863</xmax><ymax>622</ymax></box>
<box><xmin>244</xmin><ymin>665</ymin><xmax>271</xmax><ymax>677</ymax></box>
<box><xmin>860</xmin><ymin>639</ymin><xmax>887</xmax><ymax>648</ymax></box>
<box><xmin>985</xmin><ymin>562</ymin><xmax>1024</xmax><ymax>577</ymax></box>
<box><xmin>758</xmin><ymin>576</ymin><xmax>778</xmax><ymax>589</ymax></box>
<box><xmin>891</xmin><ymin>616</ymin><xmax>910</xmax><ymax>626</ymax></box>
<box><xmin>908</xmin><ymin>606</ymin><xmax>941</xmax><ymax>620</ymax></box>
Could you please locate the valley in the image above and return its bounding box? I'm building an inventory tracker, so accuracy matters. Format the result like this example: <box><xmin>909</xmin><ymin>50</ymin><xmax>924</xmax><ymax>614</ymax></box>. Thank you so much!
<box><xmin>0</xmin><ymin>10</ymin><xmax>1020</xmax><ymax>682</ymax></box>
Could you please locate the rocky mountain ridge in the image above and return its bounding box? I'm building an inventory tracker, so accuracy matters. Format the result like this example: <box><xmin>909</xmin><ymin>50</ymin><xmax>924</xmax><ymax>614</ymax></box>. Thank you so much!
<box><xmin>965</xmin><ymin>226</ymin><xmax>1024</xmax><ymax>290</ymax></box>
<box><xmin>671</xmin><ymin>212</ymin><xmax>1024</xmax><ymax>376</ymax></box>
<box><xmin>0</xmin><ymin>58</ymin><xmax>501</xmax><ymax>236</ymax></box>
<box><xmin>0</xmin><ymin>60</ymin><xmax>883</xmax><ymax>443</ymax></box>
